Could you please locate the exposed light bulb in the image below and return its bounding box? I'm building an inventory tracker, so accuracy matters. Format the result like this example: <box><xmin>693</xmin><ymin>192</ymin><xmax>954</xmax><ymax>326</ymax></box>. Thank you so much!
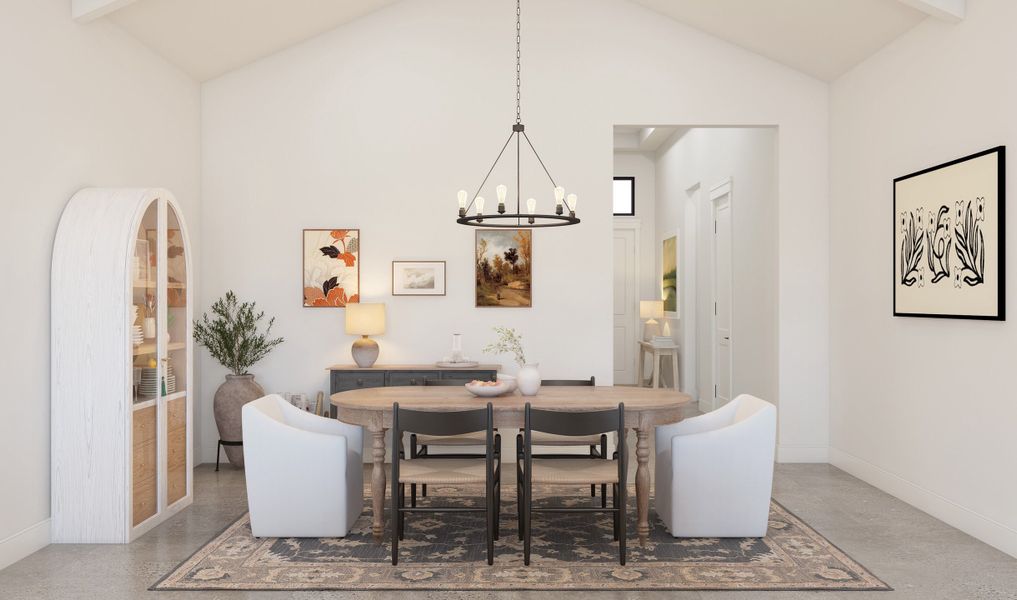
<box><xmin>457</xmin><ymin>189</ymin><xmax>468</xmax><ymax>209</ymax></box>
<box><xmin>554</xmin><ymin>186</ymin><xmax>565</xmax><ymax>206</ymax></box>
<box><xmin>526</xmin><ymin>197</ymin><xmax>537</xmax><ymax>214</ymax></box>
<box><xmin>476</xmin><ymin>196</ymin><xmax>485</xmax><ymax>214</ymax></box>
<box><xmin>566</xmin><ymin>193</ymin><xmax>578</xmax><ymax>213</ymax></box>
<box><xmin>496</xmin><ymin>184</ymin><xmax>507</xmax><ymax>205</ymax></box>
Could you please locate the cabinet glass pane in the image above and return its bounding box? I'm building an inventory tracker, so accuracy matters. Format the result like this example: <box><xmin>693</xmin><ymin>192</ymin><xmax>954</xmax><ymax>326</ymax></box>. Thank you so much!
<box><xmin>165</xmin><ymin>205</ymin><xmax>187</xmax><ymax>397</ymax></box>
<box><xmin>132</xmin><ymin>202</ymin><xmax>160</xmax><ymax>403</ymax></box>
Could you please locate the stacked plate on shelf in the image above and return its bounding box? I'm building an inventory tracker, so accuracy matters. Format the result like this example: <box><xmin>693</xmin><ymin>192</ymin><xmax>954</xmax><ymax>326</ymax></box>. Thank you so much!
<box><xmin>131</xmin><ymin>305</ymin><xmax>143</xmax><ymax>346</ymax></box>
<box><xmin>166</xmin><ymin>363</ymin><xmax>177</xmax><ymax>395</ymax></box>
<box><xmin>139</xmin><ymin>368</ymin><xmax>160</xmax><ymax>398</ymax></box>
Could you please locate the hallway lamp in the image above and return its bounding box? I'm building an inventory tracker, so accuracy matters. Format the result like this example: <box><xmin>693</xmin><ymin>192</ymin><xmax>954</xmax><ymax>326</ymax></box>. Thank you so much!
<box><xmin>640</xmin><ymin>300</ymin><xmax>664</xmax><ymax>341</ymax></box>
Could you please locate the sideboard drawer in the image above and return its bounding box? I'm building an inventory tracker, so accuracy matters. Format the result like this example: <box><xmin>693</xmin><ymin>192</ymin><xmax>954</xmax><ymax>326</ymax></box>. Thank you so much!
<box><xmin>332</xmin><ymin>371</ymin><xmax>387</xmax><ymax>392</ymax></box>
<box><xmin>387</xmin><ymin>371</ymin><xmax>438</xmax><ymax>387</ymax></box>
<box><xmin>440</xmin><ymin>370</ymin><xmax>496</xmax><ymax>382</ymax></box>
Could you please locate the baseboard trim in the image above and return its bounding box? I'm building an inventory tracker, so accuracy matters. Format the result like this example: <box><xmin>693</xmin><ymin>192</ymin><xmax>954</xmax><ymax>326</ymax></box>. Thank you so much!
<box><xmin>830</xmin><ymin>447</ymin><xmax>1017</xmax><ymax>559</ymax></box>
<box><xmin>777</xmin><ymin>444</ymin><xmax>829</xmax><ymax>463</ymax></box>
<box><xmin>0</xmin><ymin>518</ymin><xmax>50</xmax><ymax>571</ymax></box>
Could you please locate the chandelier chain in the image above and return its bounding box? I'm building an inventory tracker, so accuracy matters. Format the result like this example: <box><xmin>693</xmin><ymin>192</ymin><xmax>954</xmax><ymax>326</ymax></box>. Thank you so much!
<box><xmin>515</xmin><ymin>0</ymin><xmax>521</xmax><ymax>124</ymax></box>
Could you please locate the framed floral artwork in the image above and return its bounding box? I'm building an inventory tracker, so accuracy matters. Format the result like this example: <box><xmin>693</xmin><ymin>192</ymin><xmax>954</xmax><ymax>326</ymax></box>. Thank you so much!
<box><xmin>303</xmin><ymin>229</ymin><xmax>360</xmax><ymax>307</ymax></box>
<box><xmin>893</xmin><ymin>146</ymin><xmax>1005</xmax><ymax>320</ymax></box>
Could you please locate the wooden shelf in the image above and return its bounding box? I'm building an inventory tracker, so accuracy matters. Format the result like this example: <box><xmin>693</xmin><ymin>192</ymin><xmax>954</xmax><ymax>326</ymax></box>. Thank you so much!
<box><xmin>133</xmin><ymin>341</ymin><xmax>185</xmax><ymax>356</ymax></box>
<box><xmin>132</xmin><ymin>281</ymin><xmax>186</xmax><ymax>289</ymax></box>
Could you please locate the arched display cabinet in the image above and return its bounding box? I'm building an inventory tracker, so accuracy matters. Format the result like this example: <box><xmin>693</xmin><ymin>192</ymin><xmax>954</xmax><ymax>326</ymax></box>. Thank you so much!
<box><xmin>52</xmin><ymin>188</ymin><xmax>194</xmax><ymax>542</ymax></box>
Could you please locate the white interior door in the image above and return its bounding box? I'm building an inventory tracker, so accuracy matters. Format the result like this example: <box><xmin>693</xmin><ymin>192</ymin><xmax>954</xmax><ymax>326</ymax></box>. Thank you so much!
<box><xmin>711</xmin><ymin>181</ymin><xmax>733</xmax><ymax>409</ymax></box>
<box><xmin>613</xmin><ymin>224</ymin><xmax>639</xmax><ymax>385</ymax></box>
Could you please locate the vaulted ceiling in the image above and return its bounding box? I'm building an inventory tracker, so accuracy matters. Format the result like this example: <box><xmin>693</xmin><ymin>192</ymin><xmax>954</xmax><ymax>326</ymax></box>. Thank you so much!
<box><xmin>73</xmin><ymin>0</ymin><xmax>963</xmax><ymax>82</ymax></box>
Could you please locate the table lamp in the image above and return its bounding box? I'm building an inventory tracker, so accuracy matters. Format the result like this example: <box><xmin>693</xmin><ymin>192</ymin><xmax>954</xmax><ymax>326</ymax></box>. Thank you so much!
<box><xmin>346</xmin><ymin>303</ymin><xmax>386</xmax><ymax>367</ymax></box>
<box><xmin>639</xmin><ymin>300</ymin><xmax>664</xmax><ymax>341</ymax></box>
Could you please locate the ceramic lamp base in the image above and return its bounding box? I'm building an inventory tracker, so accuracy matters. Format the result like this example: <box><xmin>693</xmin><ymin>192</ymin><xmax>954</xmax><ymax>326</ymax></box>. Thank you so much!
<box><xmin>351</xmin><ymin>336</ymin><xmax>380</xmax><ymax>368</ymax></box>
<box><xmin>642</xmin><ymin>319</ymin><xmax>661</xmax><ymax>341</ymax></box>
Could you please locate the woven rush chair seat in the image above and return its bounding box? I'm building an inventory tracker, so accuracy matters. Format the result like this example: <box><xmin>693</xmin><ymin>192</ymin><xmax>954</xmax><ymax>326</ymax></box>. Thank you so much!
<box><xmin>529</xmin><ymin>431</ymin><xmax>605</xmax><ymax>446</ymax></box>
<box><xmin>398</xmin><ymin>458</ymin><xmax>500</xmax><ymax>485</ymax></box>
<box><xmin>523</xmin><ymin>458</ymin><xmax>620</xmax><ymax>485</ymax></box>
<box><xmin>415</xmin><ymin>432</ymin><xmax>488</xmax><ymax>446</ymax></box>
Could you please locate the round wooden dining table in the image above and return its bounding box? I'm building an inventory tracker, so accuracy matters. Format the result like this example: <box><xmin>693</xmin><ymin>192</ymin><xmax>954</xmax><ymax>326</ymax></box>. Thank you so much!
<box><xmin>332</xmin><ymin>385</ymin><xmax>691</xmax><ymax>547</ymax></box>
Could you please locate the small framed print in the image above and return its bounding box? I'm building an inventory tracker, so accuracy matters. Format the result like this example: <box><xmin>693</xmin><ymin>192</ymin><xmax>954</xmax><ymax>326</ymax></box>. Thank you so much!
<box><xmin>893</xmin><ymin>146</ymin><xmax>1005</xmax><ymax>320</ymax></box>
<box><xmin>392</xmin><ymin>261</ymin><xmax>446</xmax><ymax>296</ymax></box>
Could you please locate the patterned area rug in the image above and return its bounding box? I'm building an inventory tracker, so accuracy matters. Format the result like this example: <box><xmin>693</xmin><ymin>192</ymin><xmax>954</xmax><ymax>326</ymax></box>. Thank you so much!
<box><xmin>153</xmin><ymin>485</ymin><xmax>889</xmax><ymax>591</ymax></box>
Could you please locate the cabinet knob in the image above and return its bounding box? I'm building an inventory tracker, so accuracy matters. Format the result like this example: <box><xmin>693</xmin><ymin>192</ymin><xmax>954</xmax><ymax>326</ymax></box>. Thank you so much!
<box><xmin>356</xmin><ymin>378</ymin><xmax>364</xmax><ymax>386</ymax></box>
<box><xmin>410</xmin><ymin>378</ymin><xmax>417</xmax><ymax>385</ymax></box>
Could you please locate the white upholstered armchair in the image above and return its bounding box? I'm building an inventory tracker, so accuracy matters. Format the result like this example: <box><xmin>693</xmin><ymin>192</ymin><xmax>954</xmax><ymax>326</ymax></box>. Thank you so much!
<box><xmin>654</xmin><ymin>394</ymin><xmax>776</xmax><ymax>537</ymax></box>
<box><xmin>243</xmin><ymin>394</ymin><xmax>364</xmax><ymax>538</ymax></box>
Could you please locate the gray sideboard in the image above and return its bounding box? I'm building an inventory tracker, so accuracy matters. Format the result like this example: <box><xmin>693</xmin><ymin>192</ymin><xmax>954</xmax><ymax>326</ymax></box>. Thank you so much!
<box><xmin>327</xmin><ymin>364</ymin><xmax>500</xmax><ymax>416</ymax></box>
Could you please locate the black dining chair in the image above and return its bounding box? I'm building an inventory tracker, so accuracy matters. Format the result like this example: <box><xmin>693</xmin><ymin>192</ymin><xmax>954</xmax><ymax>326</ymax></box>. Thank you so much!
<box><xmin>515</xmin><ymin>377</ymin><xmax>608</xmax><ymax>502</ymax></box>
<box><xmin>518</xmin><ymin>402</ymin><xmax>627</xmax><ymax>565</ymax></box>
<box><xmin>410</xmin><ymin>378</ymin><xmax>499</xmax><ymax>501</ymax></box>
<box><xmin>391</xmin><ymin>402</ymin><xmax>501</xmax><ymax>565</ymax></box>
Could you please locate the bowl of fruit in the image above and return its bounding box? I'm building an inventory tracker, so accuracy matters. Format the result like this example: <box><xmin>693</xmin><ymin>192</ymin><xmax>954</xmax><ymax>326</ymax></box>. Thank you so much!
<box><xmin>465</xmin><ymin>376</ymin><xmax>514</xmax><ymax>398</ymax></box>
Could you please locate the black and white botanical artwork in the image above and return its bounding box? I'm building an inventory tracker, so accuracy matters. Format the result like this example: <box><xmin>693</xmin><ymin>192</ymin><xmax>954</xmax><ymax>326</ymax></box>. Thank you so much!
<box><xmin>893</xmin><ymin>147</ymin><xmax>1004</xmax><ymax>320</ymax></box>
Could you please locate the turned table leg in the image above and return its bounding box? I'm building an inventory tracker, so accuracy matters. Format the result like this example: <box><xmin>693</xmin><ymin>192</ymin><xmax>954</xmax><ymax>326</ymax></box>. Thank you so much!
<box><xmin>635</xmin><ymin>426</ymin><xmax>651</xmax><ymax>546</ymax></box>
<box><xmin>371</xmin><ymin>428</ymin><xmax>387</xmax><ymax>541</ymax></box>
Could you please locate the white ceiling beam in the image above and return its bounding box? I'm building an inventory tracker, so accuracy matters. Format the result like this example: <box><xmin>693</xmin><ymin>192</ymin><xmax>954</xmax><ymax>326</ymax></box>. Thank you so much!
<box><xmin>896</xmin><ymin>0</ymin><xmax>965</xmax><ymax>23</ymax></box>
<box><xmin>72</xmin><ymin>0</ymin><xmax>138</xmax><ymax>23</ymax></box>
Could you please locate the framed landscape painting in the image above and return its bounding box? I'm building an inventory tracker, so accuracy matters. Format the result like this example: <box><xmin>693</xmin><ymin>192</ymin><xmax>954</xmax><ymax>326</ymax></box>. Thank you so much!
<box><xmin>392</xmin><ymin>261</ymin><xmax>446</xmax><ymax>296</ymax></box>
<box><xmin>893</xmin><ymin>146</ymin><xmax>1005</xmax><ymax>320</ymax></box>
<box><xmin>303</xmin><ymin>229</ymin><xmax>360</xmax><ymax>307</ymax></box>
<box><xmin>476</xmin><ymin>229</ymin><xmax>532</xmax><ymax>307</ymax></box>
<box><xmin>662</xmin><ymin>235</ymin><xmax>677</xmax><ymax>313</ymax></box>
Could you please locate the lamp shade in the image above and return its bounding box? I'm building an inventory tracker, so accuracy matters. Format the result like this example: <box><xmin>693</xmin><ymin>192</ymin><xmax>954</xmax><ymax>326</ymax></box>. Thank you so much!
<box><xmin>345</xmin><ymin>303</ymin><xmax>386</xmax><ymax>336</ymax></box>
<box><xmin>640</xmin><ymin>300</ymin><xmax>664</xmax><ymax>320</ymax></box>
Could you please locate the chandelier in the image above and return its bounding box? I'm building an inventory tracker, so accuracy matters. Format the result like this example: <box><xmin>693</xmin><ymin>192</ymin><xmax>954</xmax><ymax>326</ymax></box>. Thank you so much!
<box><xmin>456</xmin><ymin>0</ymin><xmax>580</xmax><ymax>228</ymax></box>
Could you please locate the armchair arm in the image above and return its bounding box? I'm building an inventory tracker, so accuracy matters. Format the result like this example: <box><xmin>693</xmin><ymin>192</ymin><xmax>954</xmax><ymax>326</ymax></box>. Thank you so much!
<box><xmin>245</xmin><ymin>407</ymin><xmax>350</xmax><ymax>461</ymax></box>
<box><xmin>671</xmin><ymin>409</ymin><xmax>776</xmax><ymax>480</ymax></box>
<box><xmin>278</xmin><ymin>400</ymin><xmax>363</xmax><ymax>461</ymax></box>
<box><xmin>657</xmin><ymin>398</ymin><xmax>740</xmax><ymax>443</ymax></box>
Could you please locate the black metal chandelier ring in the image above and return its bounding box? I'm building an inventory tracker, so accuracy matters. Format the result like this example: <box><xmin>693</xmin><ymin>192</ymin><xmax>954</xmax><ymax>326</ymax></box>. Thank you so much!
<box><xmin>456</xmin><ymin>213</ymin><xmax>580</xmax><ymax>228</ymax></box>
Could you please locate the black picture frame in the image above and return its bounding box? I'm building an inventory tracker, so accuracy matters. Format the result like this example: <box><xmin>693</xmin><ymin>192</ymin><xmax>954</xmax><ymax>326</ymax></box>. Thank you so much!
<box><xmin>893</xmin><ymin>146</ymin><xmax>1005</xmax><ymax>320</ymax></box>
<box><xmin>613</xmin><ymin>176</ymin><xmax>636</xmax><ymax>216</ymax></box>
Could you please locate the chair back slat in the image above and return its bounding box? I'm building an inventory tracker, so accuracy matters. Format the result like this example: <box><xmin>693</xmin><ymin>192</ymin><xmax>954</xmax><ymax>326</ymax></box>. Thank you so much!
<box><xmin>422</xmin><ymin>378</ymin><xmax>470</xmax><ymax>386</ymax></box>
<box><xmin>540</xmin><ymin>376</ymin><xmax>595</xmax><ymax>386</ymax></box>
<box><xmin>393</xmin><ymin>404</ymin><xmax>489</xmax><ymax>437</ymax></box>
<box><xmin>527</xmin><ymin>405</ymin><xmax>621</xmax><ymax>437</ymax></box>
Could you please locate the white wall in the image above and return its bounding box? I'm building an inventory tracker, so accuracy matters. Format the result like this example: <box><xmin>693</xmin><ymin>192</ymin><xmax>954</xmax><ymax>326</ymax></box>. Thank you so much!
<box><xmin>830</xmin><ymin>0</ymin><xmax>1017</xmax><ymax>558</ymax></box>
<box><xmin>0</xmin><ymin>0</ymin><xmax>200</xmax><ymax>569</ymax></box>
<box><xmin>653</xmin><ymin>128</ymin><xmax>779</xmax><ymax>409</ymax></box>
<box><xmin>198</xmin><ymin>0</ymin><xmax>829</xmax><ymax>464</ymax></box>
<box><xmin>613</xmin><ymin>151</ymin><xmax>657</xmax><ymax>302</ymax></box>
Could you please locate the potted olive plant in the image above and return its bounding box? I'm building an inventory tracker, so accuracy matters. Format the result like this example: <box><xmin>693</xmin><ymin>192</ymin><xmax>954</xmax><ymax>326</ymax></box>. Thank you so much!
<box><xmin>194</xmin><ymin>291</ymin><xmax>283</xmax><ymax>467</ymax></box>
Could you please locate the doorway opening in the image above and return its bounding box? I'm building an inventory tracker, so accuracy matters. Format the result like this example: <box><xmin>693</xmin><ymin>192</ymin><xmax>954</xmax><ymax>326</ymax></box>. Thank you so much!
<box><xmin>612</xmin><ymin>126</ymin><xmax>778</xmax><ymax>413</ymax></box>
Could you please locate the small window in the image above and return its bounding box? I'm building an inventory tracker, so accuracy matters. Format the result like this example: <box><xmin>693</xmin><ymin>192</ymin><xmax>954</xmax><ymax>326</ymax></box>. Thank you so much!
<box><xmin>613</xmin><ymin>177</ymin><xmax>635</xmax><ymax>216</ymax></box>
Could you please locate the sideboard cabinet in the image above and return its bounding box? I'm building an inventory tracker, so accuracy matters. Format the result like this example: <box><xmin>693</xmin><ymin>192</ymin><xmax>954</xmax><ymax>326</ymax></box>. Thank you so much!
<box><xmin>327</xmin><ymin>364</ymin><xmax>499</xmax><ymax>417</ymax></box>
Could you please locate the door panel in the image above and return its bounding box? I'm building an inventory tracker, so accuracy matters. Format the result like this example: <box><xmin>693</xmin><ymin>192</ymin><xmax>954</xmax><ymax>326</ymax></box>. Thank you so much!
<box><xmin>613</xmin><ymin>227</ymin><xmax>638</xmax><ymax>385</ymax></box>
<box><xmin>713</xmin><ymin>184</ymin><xmax>733</xmax><ymax>408</ymax></box>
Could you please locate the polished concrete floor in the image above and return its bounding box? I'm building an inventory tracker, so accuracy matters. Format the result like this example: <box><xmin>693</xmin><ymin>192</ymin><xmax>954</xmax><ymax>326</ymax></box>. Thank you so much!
<box><xmin>3</xmin><ymin>460</ymin><xmax>1017</xmax><ymax>599</ymax></box>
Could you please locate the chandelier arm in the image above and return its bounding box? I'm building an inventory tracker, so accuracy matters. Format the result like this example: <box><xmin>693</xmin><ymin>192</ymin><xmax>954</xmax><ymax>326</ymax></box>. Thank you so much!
<box><xmin>521</xmin><ymin>131</ymin><xmax>559</xmax><ymax>190</ymax></box>
<box><xmin>465</xmin><ymin>130</ymin><xmax>517</xmax><ymax>213</ymax></box>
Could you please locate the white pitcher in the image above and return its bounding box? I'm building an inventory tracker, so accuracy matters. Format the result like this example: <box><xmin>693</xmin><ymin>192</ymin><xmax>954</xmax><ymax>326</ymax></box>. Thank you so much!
<box><xmin>517</xmin><ymin>363</ymin><xmax>541</xmax><ymax>396</ymax></box>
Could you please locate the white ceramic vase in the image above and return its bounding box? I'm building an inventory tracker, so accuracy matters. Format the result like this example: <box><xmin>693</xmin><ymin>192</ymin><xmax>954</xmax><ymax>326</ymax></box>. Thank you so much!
<box><xmin>517</xmin><ymin>363</ymin><xmax>541</xmax><ymax>396</ymax></box>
